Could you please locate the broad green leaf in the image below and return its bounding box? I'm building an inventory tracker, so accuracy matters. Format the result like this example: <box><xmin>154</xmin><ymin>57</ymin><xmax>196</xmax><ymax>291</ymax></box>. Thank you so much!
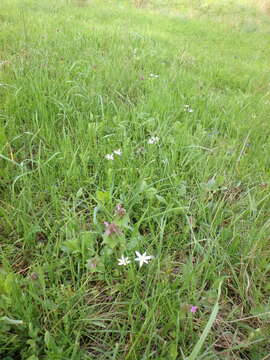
<box><xmin>114</xmin><ymin>214</ymin><xmax>130</xmax><ymax>228</ymax></box>
<box><xmin>96</xmin><ymin>190</ymin><xmax>110</xmax><ymax>204</ymax></box>
<box><xmin>61</xmin><ymin>238</ymin><xmax>80</xmax><ymax>254</ymax></box>
<box><xmin>136</xmin><ymin>179</ymin><xmax>148</xmax><ymax>193</ymax></box>
<box><xmin>146</xmin><ymin>186</ymin><xmax>157</xmax><ymax>200</ymax></box>
<box><xmin>168</xmin><ymin>342</ymin><xmax>178</xmax><ymax>360</ymax></box>
<box><xmin>44</xmin><ymin>330</ymin><xmax>56</xmax><ymax>348</ymax></box>
<box><xmin>103</xmin><ymin>232</ymin><xmax>125</xmax><ymax>249</ymax></box>
<box><xmin>26</xmin><ymin>355</ymin><xmax>39</xmax><ymax>360</ymax></box>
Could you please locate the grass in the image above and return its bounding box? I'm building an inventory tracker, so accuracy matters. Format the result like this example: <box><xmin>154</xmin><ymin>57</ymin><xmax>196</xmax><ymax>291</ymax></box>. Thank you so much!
<box><xmin>1</xmin><ymin>0</ymin><xmax>270</xmax><ymax>358</ymax></box>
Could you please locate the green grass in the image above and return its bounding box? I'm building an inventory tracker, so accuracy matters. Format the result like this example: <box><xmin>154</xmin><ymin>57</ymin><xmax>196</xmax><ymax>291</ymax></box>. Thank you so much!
<box><xmin>1</xmin><ymin>0</ymin><xmax>270</xmax><ymax>358</ymax></box>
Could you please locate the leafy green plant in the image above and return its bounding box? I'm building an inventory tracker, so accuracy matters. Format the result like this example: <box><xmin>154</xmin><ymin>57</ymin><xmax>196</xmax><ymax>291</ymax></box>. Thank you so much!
<box><xmin>1</xmin><ymin>0</ymin><xmax>270</xmax><ymax>358</ymax></box>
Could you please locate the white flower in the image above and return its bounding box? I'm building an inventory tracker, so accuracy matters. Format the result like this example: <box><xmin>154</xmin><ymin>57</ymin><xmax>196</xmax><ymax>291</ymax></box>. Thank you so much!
<box><xmin>184</xmin><ymin>104</ymin><xmax>194</xmax><ymax>113</ymax></box>
<box><xmin>148</xmin><ymin>136</ymin><xmax>160</xmax><ymax>145</ymax></box>
<box><xmin>113</xmin><ymin>149</ymin><xmax>122</xmax><ymax>156</ymax></box>
<box><xmin>117</xmin><ymin>255</ymin><xmax>130</xmax><ymax>266</ymax></box>
<box><xmin>134</xmin><ymin>251</ymin><xmax>154</xmax><ymax>268</ymax></box>
<box><xmin>149</xmin><ymin>73</ymin><xmax>159</xmax><ymax>78</ymax></box>
<box><xmin>105</xmin><ymin>153</ymin><xmax>114</xmax><ymax>160</ymax></box>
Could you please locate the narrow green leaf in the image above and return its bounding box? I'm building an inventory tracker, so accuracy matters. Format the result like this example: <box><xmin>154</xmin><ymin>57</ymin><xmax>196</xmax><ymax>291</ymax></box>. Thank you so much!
<box><xmin>0</xmin><ymin>316</ymin><xmax>23</xmax><ymax>325</ymax></box>
<box><xmin>187</xmin><ymin>281</ymin><xmax>222</xmax><ymax>360</ymax></box>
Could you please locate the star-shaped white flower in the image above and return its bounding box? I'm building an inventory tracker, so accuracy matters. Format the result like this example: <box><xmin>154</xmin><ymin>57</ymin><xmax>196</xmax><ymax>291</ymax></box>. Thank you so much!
<box><xmin>117</xmin><ymin>255</ymin><xmax>130</xmax><ymax>266</ymax></box>
<box><xmin>134</xmin><ymin>251</ymin><xmax>154</xmax><ymax>268</ymax></box>
<box><xmin>105</xmin><ymin>153</ymin><xmax>114</xmax><ymax>160</ymax></box>
<box><xmin>184</xmin><ymin>104</ymin><xmax>194</xmax><ymax>113</ymax></box>
<box><xmin>113</xmin><ymin>149</ymin><xmax>122</xmax><ymax>156</ymax></box>
<box><xmin>148</xmin><ymin>136</ymin><xmax>160</xmax><ymax>145</ymax></box>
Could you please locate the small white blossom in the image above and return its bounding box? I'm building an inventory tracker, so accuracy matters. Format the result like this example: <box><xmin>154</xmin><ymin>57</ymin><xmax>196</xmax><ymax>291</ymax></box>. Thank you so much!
<box><xmin>117</xmin><ymin>255</ymin><xmax>130</xmax><ymax>266</ymax></box>
<box><xmin>184</xmin><ymin>104</ymin><xmax>194</xmax><ymax>113</ymax></box>
<box><xmin>113</xmin><ymin>149</ymin><xmax>122</xmax><ymax>156</ymax></box>
<box><xmin>105</xmin><ymin>153</ymin><xmax>114</xmax><ymax>160</ymax></box>
<box><xmin>134</xmin><ymin>251</ymin><xmax>154</xmax><ymax>268</ymax></box>
<box><xmin>149</xmin><ymin>73</ymin><xmax>159</xmax><ymax>78</ymax></box>
<box><xmin>148</xmin><ymin>136</ymin><xmax>160</xmax><ymax>145</ymax></box>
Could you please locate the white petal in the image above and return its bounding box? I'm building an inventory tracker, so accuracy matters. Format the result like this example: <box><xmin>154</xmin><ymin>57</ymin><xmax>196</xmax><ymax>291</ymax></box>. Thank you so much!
<box><xmin>105</xmin><ymin>153</ymin><xmax>114</xmax><ymax>160</ymax></box>
<box><xmin>114</xmin><ymin>149</ymin><xmax>122</xmax><ymax>156</ymax></box>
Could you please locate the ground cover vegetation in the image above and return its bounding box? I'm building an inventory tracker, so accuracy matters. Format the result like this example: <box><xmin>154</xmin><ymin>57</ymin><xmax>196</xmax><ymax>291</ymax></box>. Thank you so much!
<box><xmin>1</xmin><ymin>0</ymin><xmax>270</xmax><ymax>358</ymax></box>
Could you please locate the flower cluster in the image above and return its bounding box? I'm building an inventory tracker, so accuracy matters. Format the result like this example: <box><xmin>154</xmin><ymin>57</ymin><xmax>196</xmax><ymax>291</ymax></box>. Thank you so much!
<box><xmin>148</xmin><ymin>136</ymin><xmax>160</xmax><ymax>145</ymax></box>
<box><xmin>105</xmin><ymin>137</ymin><xmax>161</xmax><ymax>161</ymax></box>
<box><xmin>118</xmin><ymin>251</ymin><xmax>154</xmax><ymax>268</ymax></box>
<box><xmin>104</xmin><ymin>221</ymin><xmax>122</xmax><ymax>236</ymax></box>
<box><xmin>190</xmin><ymin>305</ymin><xmax>198</xmax><ymax>313</ymax></box>
<box><xmin>115</xmin><ymin>203</ymin><xmax>126</xmax><ymax>217</ymax></box>
<box><xmin>105</xmin><ymin>149</ymin><xmax>122</xmax><ymax>161</ymax></box>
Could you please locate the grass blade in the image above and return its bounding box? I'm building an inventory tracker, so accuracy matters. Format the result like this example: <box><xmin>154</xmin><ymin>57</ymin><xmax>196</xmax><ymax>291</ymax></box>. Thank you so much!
<box><xmin>187</xmin><ymin>281</ymin><xmax>222</xmax><ymax>360</ymax></box>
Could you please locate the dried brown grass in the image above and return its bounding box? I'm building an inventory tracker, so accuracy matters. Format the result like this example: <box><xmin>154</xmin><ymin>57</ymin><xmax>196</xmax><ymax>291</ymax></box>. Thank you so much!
<box><xmin>253</xmin><ymin>0</ymin><xmax>270</xmax><ymax>13</ymax></box>
<box><xmin>133</xmin><ymin>0</ymin><xmax>149</xmax><ymax>8</ymax></box>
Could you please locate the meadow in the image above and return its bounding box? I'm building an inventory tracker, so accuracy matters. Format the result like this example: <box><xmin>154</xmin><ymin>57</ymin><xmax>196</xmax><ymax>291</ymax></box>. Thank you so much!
<box><xmin>1</xmin><ymin>0</ymin><xmax>270</xmax><ymax>358</ymax></box>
